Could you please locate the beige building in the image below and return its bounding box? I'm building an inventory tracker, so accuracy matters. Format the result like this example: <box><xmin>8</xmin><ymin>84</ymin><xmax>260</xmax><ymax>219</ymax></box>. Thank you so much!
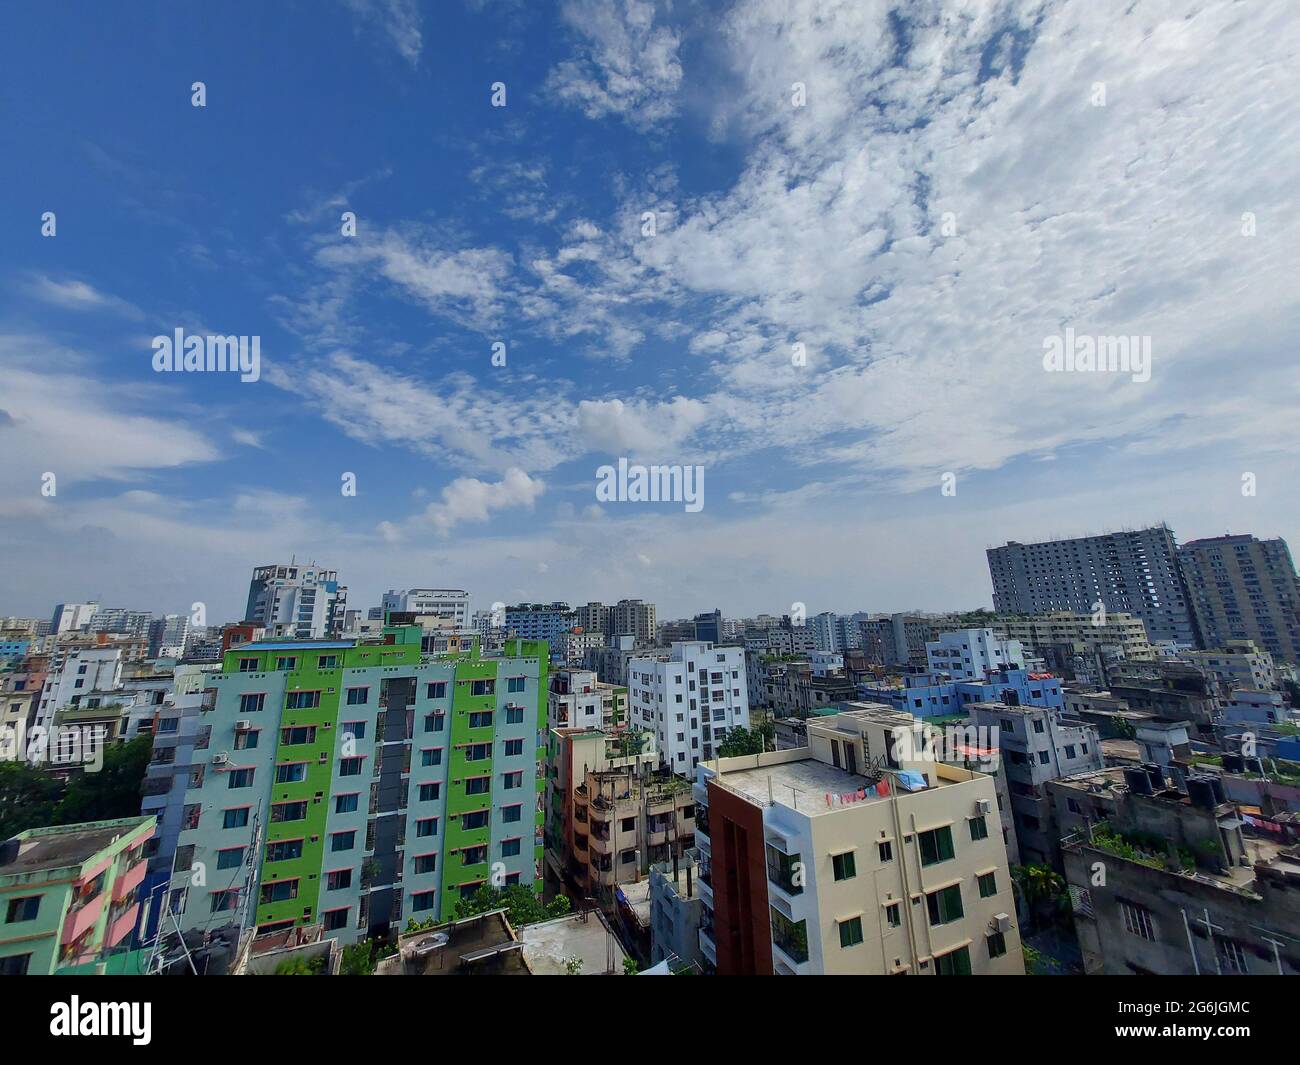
<box><xmin>992</xmin><ymin>611</ymin><xmax>1155</xmax><ymax>661</ymax></box>
<box><xmin>696</xmin><ymin>703</ymin><xmax>1024</xmax><ymax>975</ymax></box>
<box><xmin>544</xmin><ymin>727</ymin><xmax>695</xmax><ymax>908</ymax></box>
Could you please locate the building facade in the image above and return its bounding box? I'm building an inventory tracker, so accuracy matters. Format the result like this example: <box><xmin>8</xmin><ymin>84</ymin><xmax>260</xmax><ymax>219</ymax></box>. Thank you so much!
<box><xmin>987</xmin><ymin>526</ymin><xmax>1196</xmax><ymax>646</ymax></box>
<box><xmin>245</xmin><ymin>562</ymin><xmax>347</xmax><ymax>639</ymax></box>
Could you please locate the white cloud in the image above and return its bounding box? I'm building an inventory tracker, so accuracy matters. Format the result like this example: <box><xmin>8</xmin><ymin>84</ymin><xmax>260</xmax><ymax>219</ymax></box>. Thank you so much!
<box><xmin>547</xmin><ymin>0</ymin><xmax>683</xmax><ymax>129</ymax></box>
<box><xmin>407</xmin><ymin>468</ymin><xmax>546</xmax><ymax>535</ymax></box>
<box><xmin>340</xmin><ymin>0</ymin><xmax>423</xmax><ymax>66</ymax></box>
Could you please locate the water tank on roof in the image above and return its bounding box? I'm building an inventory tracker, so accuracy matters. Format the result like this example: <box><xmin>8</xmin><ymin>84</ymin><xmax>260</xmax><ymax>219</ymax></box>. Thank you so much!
<box><xmin>1222</xmin><ymin>753</ymin><xmax>1244</xmax><ymax>774</ymax></box>
<box><xmin>1186</xmin><ymin>775</ymin><xmax>1217</xmax><ymax>809</ymax></box>
<box><xmin>1123</xmin><ymin>767</ymin><xmax>1153</xmax><ymax>795</ymax></box>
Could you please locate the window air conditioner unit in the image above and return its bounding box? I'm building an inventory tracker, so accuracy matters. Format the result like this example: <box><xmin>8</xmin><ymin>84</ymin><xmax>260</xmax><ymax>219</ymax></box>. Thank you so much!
<box><xmin>976</xmin><ymin>798</ymin><xmax>992</xmax><ymax>815</ymax></box>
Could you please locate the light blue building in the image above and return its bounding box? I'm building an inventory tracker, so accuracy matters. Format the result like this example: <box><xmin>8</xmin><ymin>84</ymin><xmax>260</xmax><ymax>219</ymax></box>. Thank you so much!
<box><xmin>858</xmin><ymin>668</ymin><xmax>1064</xmax><ymax>719</ymax></box>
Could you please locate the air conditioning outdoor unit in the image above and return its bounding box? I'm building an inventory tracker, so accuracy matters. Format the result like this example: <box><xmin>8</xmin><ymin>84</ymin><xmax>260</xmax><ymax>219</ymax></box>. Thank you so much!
<box><xmin>211</xmin><ymin>752</ymin><xmax>229</xmax><ymax>766</ymax></box>
<box><xmin>235</xmin><ymin>719</ymin><xmax>252</xmax><ymax>731</ymax></box>
<box><xmin>993</xmin><ymin>912</ymin><xmax>1012</xmax><ymax>933</ymax></box>
<box><xmin>976</xmin><ymin>798</ymin><xmax>992</xmax><ymax>815</ymax></box>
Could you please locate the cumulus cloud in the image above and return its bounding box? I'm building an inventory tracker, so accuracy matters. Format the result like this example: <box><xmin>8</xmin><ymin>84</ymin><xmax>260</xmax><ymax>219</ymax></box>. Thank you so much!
<box><xmin>409</xmin><ymin>468</ymin><xmax>546</xmax><ymax>535</ymax></box>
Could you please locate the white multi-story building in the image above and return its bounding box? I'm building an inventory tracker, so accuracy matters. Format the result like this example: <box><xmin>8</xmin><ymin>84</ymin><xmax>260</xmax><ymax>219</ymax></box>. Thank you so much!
<box><xmin>50</xmin><ymin>602</ymin><xmax>98</xmax><ymax>634</ymax></box>
<box><xmin>88</xmin><ymin>608</ymin><xmax>153</xmax><ymax>637</ymax></box>
<box><xmin>244</xmin><ymin>562</ymin><xmax>347</xmax><ymax>638</ymax></box>
<box><xmin>380</xmin><ymin>588</ymin><xmax>471</xmax><ymax>627</ymax></box>
<box><xmin>35</xmin><ymin>647</ymin><xmax>125</xmax><ymax>732</ymax></box>
<box><xmin>926</xmin><ymin>629</ymin><xmax>1025</xmax><ymax>681</ymax></box>
<box><xmin>148</xmin><ymin>614</ymin><xmax>192</xmax><ymax>658</ymax></box>
<box><xmin>628</xmin><ymin>641</ymin><xmax>749</xmax><ymax>776</ymax></box>
<box><xmin>547</xmin><ymin>668</ymin><xmax>626</xmax><ymax>731</ymax></box>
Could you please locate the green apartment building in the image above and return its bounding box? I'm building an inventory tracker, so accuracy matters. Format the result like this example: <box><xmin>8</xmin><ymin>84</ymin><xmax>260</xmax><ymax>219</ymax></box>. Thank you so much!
<box><xmin>0</xmin><ymin>816</ymin><xmax>155</xmax><ymax>975</ymax></box>
<box><xmin>169</xmin><ymin>626</ymin><xmax>547</xmax><ymax>945</ymax></box>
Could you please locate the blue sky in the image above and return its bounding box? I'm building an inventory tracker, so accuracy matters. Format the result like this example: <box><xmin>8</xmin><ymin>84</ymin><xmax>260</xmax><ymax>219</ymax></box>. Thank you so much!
<box><xmin>2</xmin><ymin>0</ymin><xmax>1298</xmax><ymax>624</ymax></box>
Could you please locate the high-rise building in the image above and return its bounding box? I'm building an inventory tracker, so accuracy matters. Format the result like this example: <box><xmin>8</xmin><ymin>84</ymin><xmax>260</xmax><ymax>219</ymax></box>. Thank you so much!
<box><xmin>693</xmin><ymin>609</ymin><xmax>722</xmax><ymax>644</ymax></box>
<box><xmin>695</xmin><ymin>704</ymin><xmax>1024</xmax><ymax>975</ymax></box>
<box><xmin>244</xmin><ymin>562</ymin><xmax>347</xmax><ymax>639</ymax></box>
<box><xmin>148</xmin><ymin>614</ymin><xmax>192</xmax><ymax>658</ymax></box>
<box><xmin>987</xmin><ymin>526</ymin><xmax>1196</xmax><ymax>646</ymax></box>
<box><xmin>504</xmin><ymin>603</ymin><xmax>573</xmax><ymax>657</ymax></box>
<box><xmin>609</xmin><ymin>599</ymin><xmax>657</xmax><ymax>644</ymax></box>
<box><xmin>167</xmin><ymin>626</ymin><xmax>548</xmax><ymax>945</ymax></box>
<box><xmin>88</xmin><ymin>608</ymin><xmax>153</xmax><ymax>638</ymax></box>
<box><xmin>574</xmin><ymin>602</ymin><xmax>610</xmax><ymax>636</ymax></box>
<box><xmin>380</xmin><ymin>589</ymin><xmax>471</xmax><ymax>628</ymax></box>
<box><xmin>628</xmin><ymin>642</ymin><xmax>749</xmax><ymax>776</ymax></box>
<box><xmin>50</xmin><ymin>603</ymin><xmax>98</xmax><ymax>634</ymax></box>
<box><xmin>1178</xmin><ymin>534</ymin><xmax>1300</xmax><ymax>664</ymax></box>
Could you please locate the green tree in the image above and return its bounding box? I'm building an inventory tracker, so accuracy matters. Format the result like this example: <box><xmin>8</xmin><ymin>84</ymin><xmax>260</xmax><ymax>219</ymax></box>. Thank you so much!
<box><xmin>56</xmin><ymin>736</ymin><xmax>153</xmax><ymax>824</ymax></box>
<box><xmin>0</xmin><ymin>760</ymin><xmax>62</xmax><ymax>839</ymax></box>
<box><xmin>449</xmin><ymin>884</ymin><xmax>570</xmax><ymax>928</ymax></box>
<box><xmin>1011</xmin><ymin>863</ymin><xmax>1068</xmax><ymax>933</ymax></box>
<box><xmin>340</xmin><ymin>940</ymin><xmax>377</xmax><ymax>976</ymax></box>
<box><xmin>716</xmin><ymin>725</ymin><xmax>770</xmax><ymax>758</ymax></box>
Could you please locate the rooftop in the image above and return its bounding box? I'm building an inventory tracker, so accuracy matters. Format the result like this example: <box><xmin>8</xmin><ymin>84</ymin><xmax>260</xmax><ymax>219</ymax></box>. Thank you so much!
<box><xmin>519</xmin><ymin>910</ymin><xmax>627</xmax><ymax>975</ymax></box>
<box><xmin>0</xmin><ymin>816</ymin><xmax>152</xmax><ymax>878</ymax></box>
<box><xmin>715</xmin><ymin>756</ymin><xmax>878</xmax><ymax>814</ymax></box>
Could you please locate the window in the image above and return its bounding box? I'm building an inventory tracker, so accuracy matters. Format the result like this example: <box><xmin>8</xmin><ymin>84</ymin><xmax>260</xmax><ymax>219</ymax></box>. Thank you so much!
<box><xmin>280</xmin><ymin>725</ymin><xmax>317</xmax><ymax>746</ymax></box>
<box><xmin>1120</xmin><ymin>901</ymin><xmax>1156</xmax><ymax>940</ymax></box>
<box><xmin>331</xmin><ymin>831</ymin><xmax>356</xmax><ymax>853</ymax></box>
<box><xmin>424</xmin><ymin>712</ymin><xmax>445</xmax><ymax>733</ymax></box>
<box><xmin>335</xmin><ymin>793</ymin><xmax>359</xmax><ymax>814</ymax></box>
<box><xmin>270</xmin><ymin>801</ymin><xmax>308</xmax><ymax>823</ymax></box>
<box><xmin>918</xmin><ymin>825</ymin><xmax>955</xmax><ymax>866</ymax></box>
<box><xmin>934</xmin><ymin>945</ymin><xmax>971</xmax><ymax>975</ymax></box>
<box><xmin>259</xmin><ymin>880</ymin><xmax>299</xmax><ymax>904</ymax></box>
<box><xmin>216</xmin><ymin>847</ymin><xmax>244</xmax><ymax>870</ymax></box>
<box><xmin>507</xmin><ymin>676</ymin><xmax>526</xmax><ymax>693</ymax></box>
<box><xmin>461</xmin><ymin>810</ymin><xmax>489</xmax><ymax>830</ymax></box>
<box><xmin>233</xmin><ymin>729</ymin><xmax>259</xmax><ymax>750</ymax></box>
<box><xmin>470</xmin><ymin>679</ymin><xmax>495</xmax><ymax>697</ymax></box>
<box><xmin>1037</xmin><ymin>750</ymin><xmax>1050</xmax><ymax>765</ymax></box>
<box><xmin>464</xmin><ymin>743</ymin><xmax>490</xmax><ymax>762</ymax></box>
<box><xmin>832</xmin><ymin>851</ymin><xmax>857</xmax><ymax>881</ymax></box>
<box><xmin>426</xmin><ymin>682</ymin><xmax>447</xmax><ymax>699</ymax></box>
<box><xmin>468</xmin><ymin>711</ymin><xmax>493</xmax><ymax>729</ymax></box>
<box><xmin>414</xmin><ymin>854</ymin><xmax>437</xmax><ymax>875</ymax></box>
<box><xmin>461</xmin><ymin>846</ymin><xmax>488</xmax><ymax>866</ymax></box>
<box><xmin>968</xmin><ymin>815</ymin><xmax>988</xmax><ymax>841</ymax></box>
<box><xmin>210</xmin><ymin>889</ymin><xmax>239</xmax><ymax>913</ymax></box>
<box><xmin>505</xmin><ymin>706</ymin><xmax>524</xmax><ymax>724</ymax></box>
<box><xmin>987</xmin><ymin>931</ymin><xmax>1007</xmax><ymax>958</ymax></box>
<box><xmin>877</xmin><ymin>840</ymin><xmax>894</xmax><ymax>863</ymax></box>
<box><xmin>227</xmin><ymin>768</ymin><xmax>255</xmax><ymax>789</ymax></box>
<box><xmin>502</xmin><ymin>771</ymin><xmax>523</xmax><ymax>790</ymax></box>
<box><xmin>465</xmin><ymin>776</ymin><xmax>490</xmax><ymax>795</ymax></box>
<box><xmin>342</xmin><ymin>721</ymin><xmax>366</xmax><ymax>740</ymax></box>
<box><xmin>838</xmin><ymin>916</ymin><xmax>864</xmax><ymax>948</ymax></box>
<box><xmin>274</xmin><ymin>763</ymin><xmax>307</xmax><ymax>784</ymax></box>
<box><xmin>338</xmin><ymin>757</ymin><xmax>364</xmax><ymax>776</ymax></box>
<box><xmin>286</xmin><ymin>690</ymin><xmax>320</xmax><ymax>709</ymax></box>
<box><xmin>346</xmin><ymin>687</ymin><xmax>369</xmax><ymax>705</ymax></box>
<box><xmin>5</xmin><ymin>896</ymin><xmax>40</xmax><ymax>923</ymax></box>
<box><xmin>885</xmin><ymin>902</ymin><xmax>901</xmax><ymax>928</ymax></box>
<box><xmin>420</xmin><ymin>748</ymin><xmax>443</xmax><ymax>767</ymax></box>
<box><xmin>275</xmin><ymin>657</ymin><xmax>298</xmax><ymax>671</ymax></box>
<box><xmin>266</xmin><ymin>839</ymin><xmax>304</xmax><ymax>863</ymax></box>
<box><xmin>238</xmin><ymin>658</ymin><xmax>259</xmax><ymax>673</ymax></box>
<box><xmin>501</xmin><ymin>838</ymin><xmax>521</xmax><ymax>857</ymax></box>
<box><xmin>323</xmin><ymin>908</ymin><xmax>349</xmax><ymax>931</ymax></box>
<box><xmin>977</xmin><ymin>871</ymin><xmax>997</xmax><ymax>898</ymax></box>
<box><xmin>0</xmin><ymin>954</ymin><xmax>32</xmax><ymax>976</ymax></box>
<box><xmin>926</xmin><ymin>884</ymin><xmax>964</xmax><ymax>926</ymax></box>
<box><xmin>418</xmin><ymin>782</ymin><xmax>441</xmax><ymax>802</ymax></box>
<box><xmin>412</xmin><ymin>890</ymin><xmax>436</xmax><ymax>912</ymax></box>
<box><xmin>222</xmin><ymin>808</ymin><xmax>249</xmax><ymax>829</ymax></box>
<box><xmin>318</xmin><ymin>655</ymin><xmax>339</xmax><ymax>669</ymax></box>
<box><xmin>502</xmin><ymin>804</ymin><xmax>522</xmax><ymax>823</ymax></box>
<box><xmin>416</xmin><ymin>818</ymin><xmax>438</xmax><ymax>838</ymax></box>
<box><xmin>503</xmin><ymin>738</ymin><xmax>523</xmax><ymax>757</ymax></box>
<box><xmin>326</xmin><ymin>869</ymin><xmax>352</xmax><ymax>891</ymax></box>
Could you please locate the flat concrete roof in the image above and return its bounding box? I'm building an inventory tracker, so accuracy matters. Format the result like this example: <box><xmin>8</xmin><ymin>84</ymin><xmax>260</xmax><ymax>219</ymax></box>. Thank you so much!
<box><xmin>0</xmin><ymin>818</ymin><xmax>150</xmax><ymax>877</ymax></box>
<box><xmin>519</xmin><ymin>911</ymin><xmax>627</xmax><ymax>975</ymax></box>
<box><xmin>718</xmin><ymin>758</ymin><xmax>877</xmax><ymax>814</ymax></box>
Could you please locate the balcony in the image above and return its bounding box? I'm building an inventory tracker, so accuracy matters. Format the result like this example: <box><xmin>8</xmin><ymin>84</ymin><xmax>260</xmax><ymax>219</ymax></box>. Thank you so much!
<box><xmin>106</xmin><ymin>902</ymin><xmax>140</xmax><ymax>947</ymax></box>
<box><xmin>62</xmin><ymin>891</ymin><xmax>105</xmax><ymax>945</ymax></box>
<box><xmin>114</xmin><ymin>859</ymin><xmax>147</xmax><ymax>902</ymax></box>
